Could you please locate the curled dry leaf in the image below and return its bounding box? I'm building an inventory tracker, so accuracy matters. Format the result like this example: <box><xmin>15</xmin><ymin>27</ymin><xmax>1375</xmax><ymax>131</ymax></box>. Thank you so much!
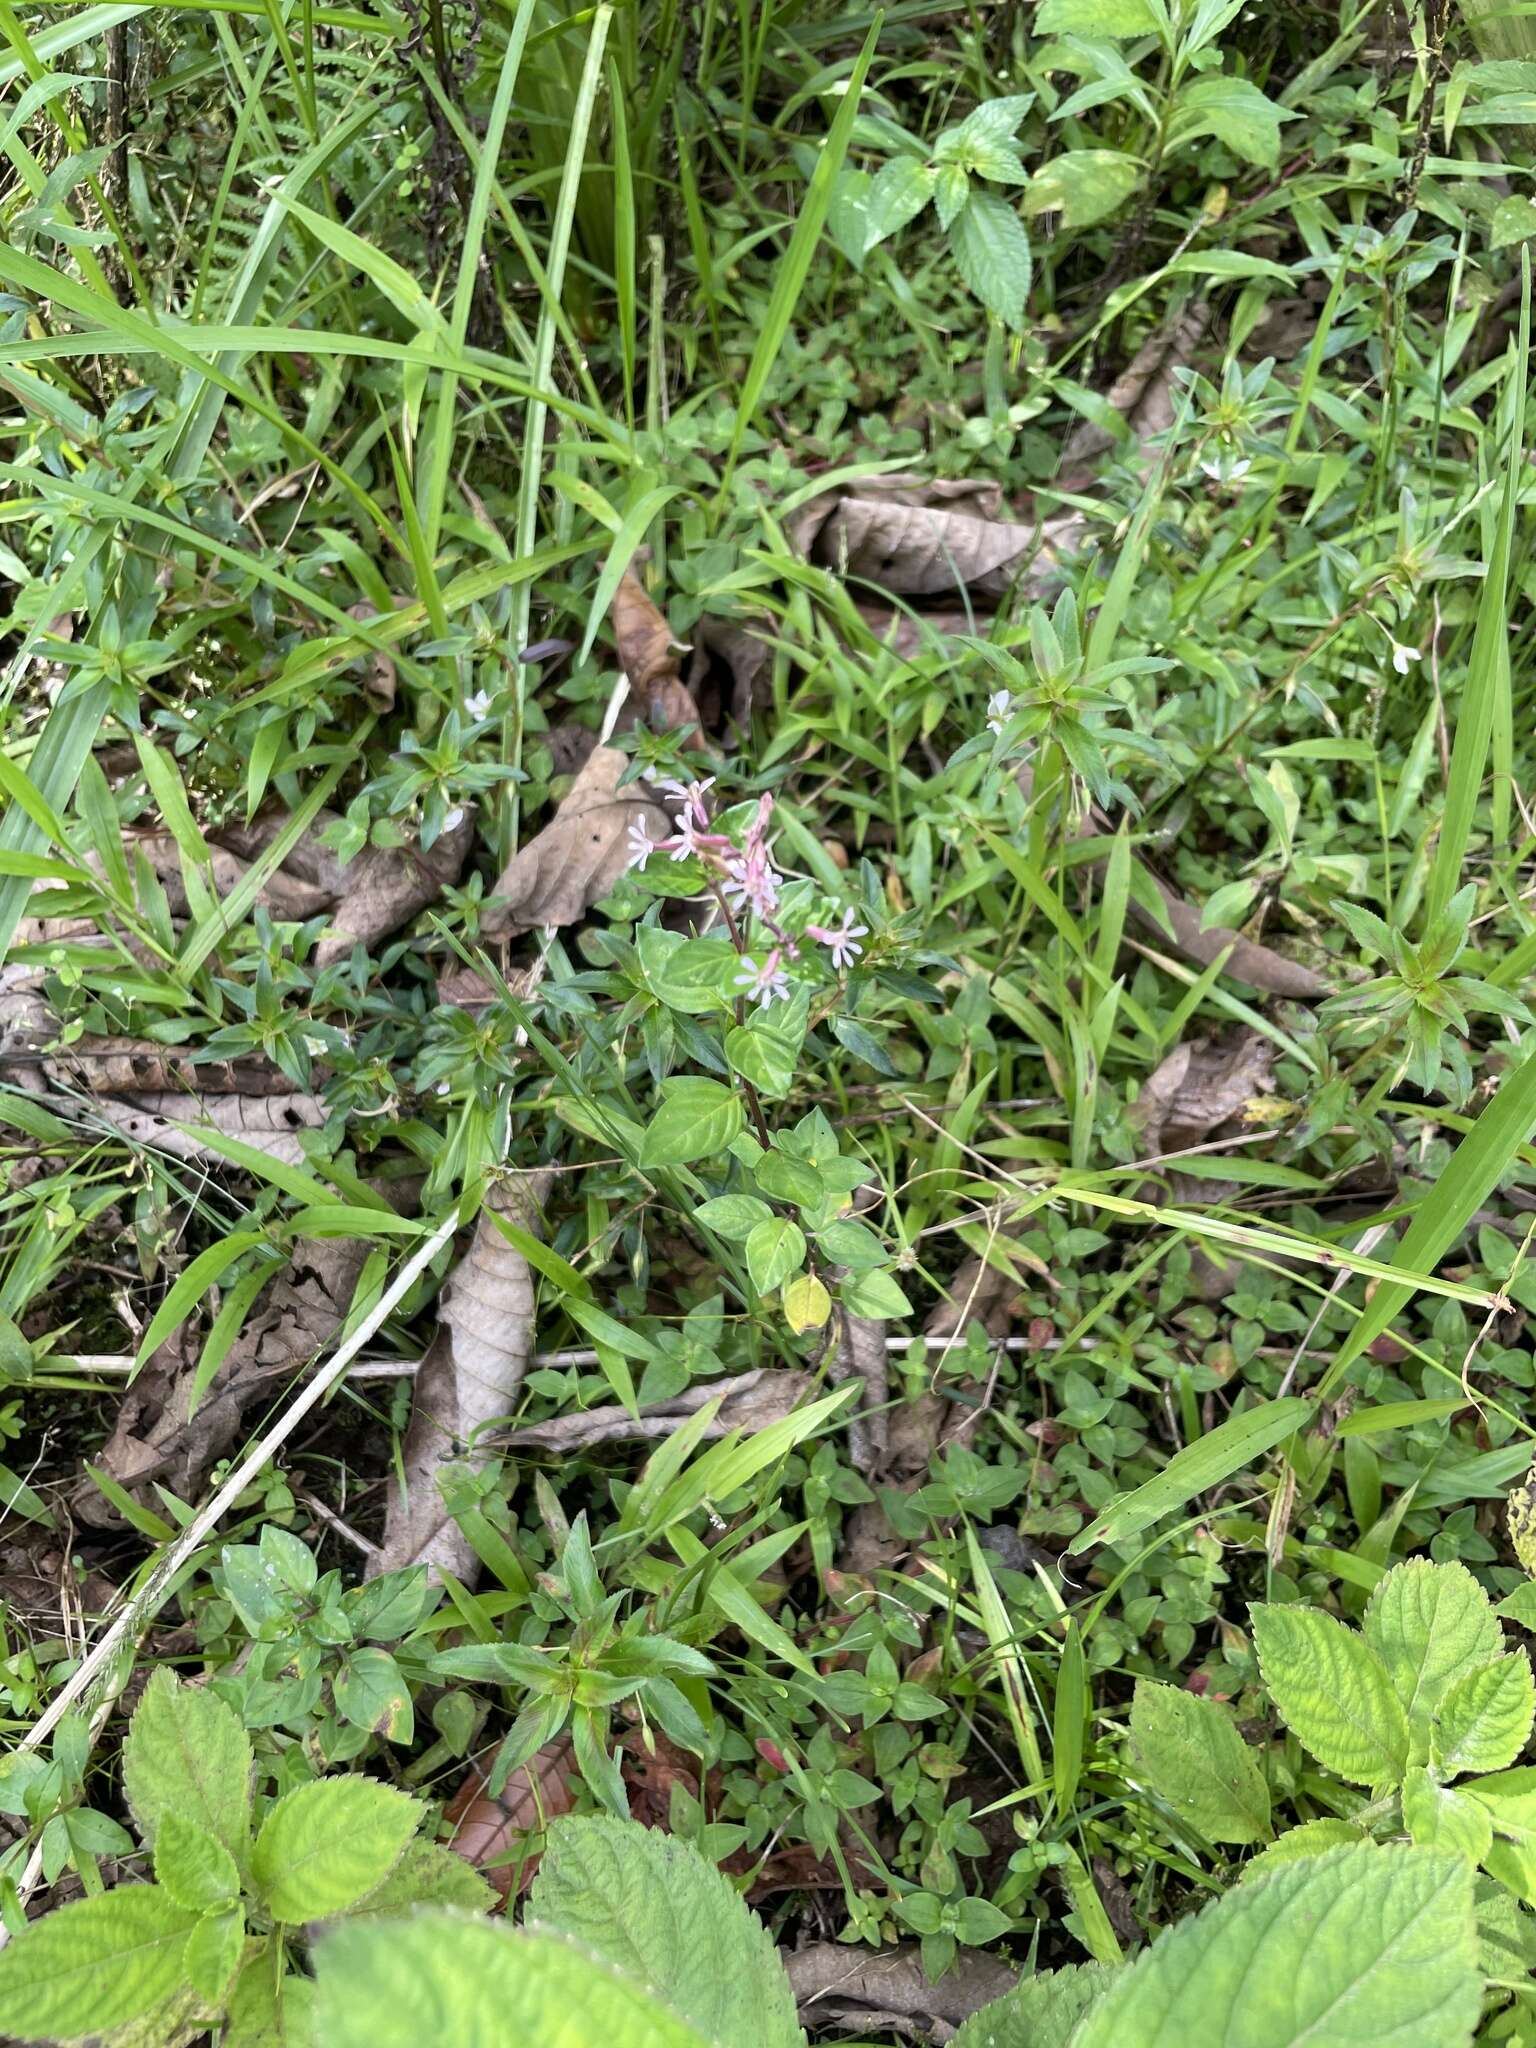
<box><xmin>370</xmin><ymin>1170</ymin><xmax>556</xmax><ymax>1586</ymax></box>
<box><xmin>1136</xmin><ymin>875</ymin><xmax>1327</xmax><ymax>999</ymax></box>
<box><xmin>36</xmin><ymin>1040</ymin><xmax>297</xmax><ymax>1097</ymax></box>
<box><xmin>345</xmin><ymin>595</ymin><xmax>412</xmax><ymax>711</ymax></box>
<box><xmin>445</xmin><ymin>1735</ymin><xmax>579</xmax><ymax>1903</ymax></box>
<box><xmin>1131</xmin><ymin>1031</ymin><xmax>1277</xmax><ymax>1156</ymax></box>
<box><xmin>88</xmin><ymin>1090</ymin><xmax>327</xmax><ymax>1167</ymax></box>
<box><xmin>829</xmin><ymin>1315</ymin><xmax>888</xmax><ymax>1478</ymax></box>
<box><xmin>1059</xmin><ymin>301</ymin><xmax>1211</xmax><ymax>487</ymax></box>
<box><xmin>609</xmin><ymin>571</ymin><xmax>701</xmax><ymax>739</ymax></box>
<box><xmin>785</xmin><ymin>1942</ymin><xmax>1017</xmax><ymax>2040</ymax></box>
<box><xmin>789</xmin><ymin>473</ymin><xmax>1080</xmax><ymax>602</ymax></box>
<box><xmin>482</xmin><ymin>746</ymin><xmax>673</xmax><ymax>936</ymax></box>
<box><xmin>79</xmin><ymin>1237</ymin><xmax>370</xmax><ymax>1526</ymax></box>
<box><xmin>499</xmin><ymin>1367</ymin><xmax>813</xmax><ymax>1454</ymax></box>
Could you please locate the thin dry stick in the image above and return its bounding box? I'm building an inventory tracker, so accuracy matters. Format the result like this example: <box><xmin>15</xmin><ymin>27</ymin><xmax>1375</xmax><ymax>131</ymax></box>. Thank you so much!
<box><xmin>0</xmin><ymin>1206</ymin><xmax>463</xmax><ymax>1944</ymax></box>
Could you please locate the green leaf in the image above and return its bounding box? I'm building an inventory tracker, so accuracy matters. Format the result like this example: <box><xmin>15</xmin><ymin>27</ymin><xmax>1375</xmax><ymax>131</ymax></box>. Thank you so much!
<box><xmin>121</xmin><ymin>1667</ymin><xmax>253</xmax><ymax>1858</ymax></box>
<box><xmin>183</xmin><ymin>1907</ymin><xmax>245</xmax><ymax>2005</ymax></box>
<box><xmin>1492</xmin><ymin>195</ymin><xmax>1536</xmax><ymax>247</ymax></box>
<box><xmin>726</xmin><ymin>1019</ymin><xmax>799</xmax><ymax>1099</ymax></box>
<box><xmin>1035</xmin><ymin>0</ymin><xmax>1160</xmax><ymax>33</ymax></box>
<box><xmin>1241</xmin><ymin>1818</ymin><xmax>1367</xmax><ymax>1881</ymax></box>
<box><xmin>341</xmin><ymin>1838</ymin><xmax>497</xmax><ymax>1919</ymax></box>
<box><xmin>864</xmin><ymin>156</ymin><xmax>935</xmax><ymax>248</ymax></box>
<box><xmin>951</xmin><ymin>1963</ymin><xmax>1116</xmax><ymax>2048</ymax></box>
<box><xmin>1403</xmin><ymin>1769</ymin><xmax>1494</xmax><ymax>1865</ymax></box>
<box><xmin>639</xmin><ymin>1079</ymin><xmax>745</xmax><ymax>1168</ymax></box>
<box><xmin>1251</xmin><ymin>1603</ymin><xmax>1409</xmax><ymax>1787</ymax></box>
<box><xmin>334</xmin><ymin>1649</ymin><xmax>415</xmax><ymax>1744</ymax></box>
<box><xmin>528</xmin><ymin>1815</ymin><xmax>803</xmax><ymax>2048</ymax></box>
<box><xmin>694</xmin><ymin>1194</ymin><xmax>774</xmax><ymax>1241</ymax></box>
<box><xmin>950</xmin><ymin>190</ymin><xmax>1032</xmax><ymax>328</ymax></box>
<box><xmin>1167</xmin><ymin>75</ymin><xmax>1292</xmax><ymax>169</ymax></box>
<box><xmin>314</xmin><ymin>1918</ymin><xmax>712</xmax><ymax>2048</ymax></box>
<box><xmin>933</xmin><ymin>161</ymin><xmax>971</xmax><ymax>230</ymax></box>
<box><xmin>1022</xmin><ymin>148</ymin><xmax>1142</xmax><ymax>227</ymax></box>
<box><xmin>153</xmin><ymin>1813</ymin><xmax>241</xmax><ymax>1912</ymax></box>
<box><xmin>1363</xmin><ymin>1560</ymin><xmax>1503</xmax><ymax>1744</ymax></box>
<box><xmin>783</xmin><ymin>1273</ymin><xmax>832</xmax><ymax>1332</ymax></box>
<box><xmin>0</xmin><ymin>1886</ymin><xmax>199</xmax><ymax>2042</ymax></box>
<box><xmin>1433</xmin><ymin>1653</ymin><xmax>1535</xmax><ymax>1777</ymax></box>
<box><xmin>1128</xmin><ymin>1679</ymin><xmax>1271</xmax><ymax>1844</ymax></box>
<box><xmin>745</xmin><ymin>1217</ymin><xmax>806</xmax><ymax>1295</ymax></box>
<box><xmin>251</xmin><ymin>1778</ymin><xmax>422</xmax><ymax>1924</ymax></box>
<box><xmin>225</xmin><ymin>1964</ymin><xmax>317</xmax><ymax>2048</ymax></box>
<box><xmin>1068</xmin><ymin>1398</ymin><xmax>1312</xmax><ymax>1554</ymax></box>
<box><xmin>1073</xmin><ymin>1845</ymin><xmax>1479</xmax><ymax>2048</ymax></box>
<box><xmin>841</xmin><ymin>1267</ymin><xmax>913</xmax><ymax>1319</ymax></box>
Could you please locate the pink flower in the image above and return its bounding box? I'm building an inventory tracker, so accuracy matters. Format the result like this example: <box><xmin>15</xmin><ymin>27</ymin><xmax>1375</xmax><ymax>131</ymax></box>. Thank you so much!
<box><xmin>721</xmin><ymin>793</ymin><xmax>781</xmax><ymax>921</ymax></box>
<box><xmin>805</xmin><ymin>908</ymin><xmax>868</xmax><ymax>971</ymax></box>
<box><xmin>660</xmin><ymin>775</ymin><xmax>716</xmax><ymax>827</ymax></box>
<box><xmin>733</xmin><ymin>949</ymin><xmax>792</xmax><ymax>1009</ymax></box>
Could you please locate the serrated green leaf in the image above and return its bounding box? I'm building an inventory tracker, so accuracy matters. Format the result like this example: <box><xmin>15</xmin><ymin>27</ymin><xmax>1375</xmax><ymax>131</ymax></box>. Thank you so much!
<box><xmin>341</xmin><ymin>1838</ymin><xmax>498</xmax><ymax>1919</ymax></box>
<box><xmin>314</xmin><ymin>1918</ymin><xmax>711</xmax><ymax>2048</ymax></box>
<box><xmin>1251</xmin><ymin>1603</ymin><xmax>1409</xmax><ymax>1786</ymax></box>
<box><xmin>639</xmin><ymin>1079</ymin><xmax>745</xmax><ymax>1168</ymax></box>
<box><xmin>1241</xmin><ymin>1817</ymin><xmax>1367</xmax><ymax>1881</ymax></box>
<box><xmin>528</xmin><ymin>1815</ymin><xmax>803</xmax><ymax>2048</ymax></box>
<box><xmin>951</xmin><ymin>1962</ymin><xmax>1116</xmax><ymax>2048</ymax></box>
<box><xmin>1167</xmin><ymin>75</ymin><xmax>1292</xmax><ymax>170</ymax></box>
<box><xmin>1403</xmin><ymin>1768</ymin><xmax>1494</xmax><ymax>1865</ymax></box>
<box><xmin>934</xmin><ymin>161</ymin><xmax>970</xmax><ymax>230</ymax></box>
<box><xmin>745</xmin><ymin>1216</ymin><xmax>806</xmax><ymax>1294</ymax></box>
<box><xmin>252</xmin><ymin>1778</ymin><xmax>421</xmax><ymax>1924</ymax></box>
<box><xmin>0</xmin><ymin>1886</ymin><xmax>199</xmax><ymax>2042</ymax></box>
<box><xmin>864</xmin><ymin>155</ymin><xmax>934</xmax><ymax>248</ymax></box>
<box><xmin>1364</xmin><ymin>1559</ymin><xmax>1503</xmax><ymax>1746</ymax></box>
<box><xmin>1492</xmin><ymin>195</ymin><xmax>1536</xmax><ymax>248</ymax></box>
<box><xmin>183</xmin><ymin>1907</ymin><xmax>245</xmax><ymax>2004</ymax></box>
<box><xmin>950</xmin><ymin>190</ymin><xmax>1032</xmax><ymax>327</ymax></box>
<box><xmin>121</xmin><ymin>1667</ymin><xmax>253</xmax><ymax>1858</ymax></box>
<box><xmin>154</xmin><ymin>1813</ymin><xmax>241</xmax><ymax>1912</ymax></box>
<box><xmin>1129</xmin><ymin>1679</ymin><xmax>1271</xmax><ymax>1844</ymax></box>
<box><xmin>1073</xmin><ymin>1845</ymin><xmax>1479</xmax><ymax>2048</ymax></box>
<box><xmin>1433</xmin><ymin>1651</ymin><xmax>1535</xmax><ymax>1776</ymax></box>
<box><xmin>224</xmin><ymin>1962</ymin><xmax>319</xmax><ymax>2048</ymax></box>
<box><xmin>1023</xmin><ymin>148</ymin><xmax>1142</xmax><ymax>227</ymax></box>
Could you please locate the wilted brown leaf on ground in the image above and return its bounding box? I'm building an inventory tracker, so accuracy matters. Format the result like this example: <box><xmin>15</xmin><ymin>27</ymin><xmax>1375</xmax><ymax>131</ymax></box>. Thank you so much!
<box><xmin>785</xmin><ymin>1942</ymin><xmax>1017</xmax><ymax>2041</ymax></box>
<box><xmin>609</xmin><ymin>571</ymin><xmax>701</xmax><ymax>738</ymax></box>
<box><xmin>500</xmin><ymin>1367</ymin><xmax>813</xmax><ymax>1453</ymax></box>
<box><xmin>78</xmin><ymin>1237</ymin><xmax>370</xmax><ymax>1526</ymax></box>
<box><xmin>830</xmin><ymin>1315</ymin><xmax>888</xmax><ymax>1478</ymax></box>
<box><xmin>789</xmin><ymin>473</ymin><xmax>1080</xmax><ymax>602</ymax></box>
<box><xmin>37</xmin><ymin>1040</ymin><xmax>296</xmax><ymax>1096</ymax></box>
<box><xmin>1137</xmin><ymin>874</ymin><xmax>1327</xmax><ymax>999</ymax></box>
<box><xmin>1132</xmin><ymin>1031</ymin><xmax>1276</xmax><ymax>1155</ymax></box>
<box><xmin>89</xmin><ymin>1090</ymin><xmax>328</xmax><ymax>1166</ymax></box>
<box><xmin>445</xmin><ymin>1735</ymin><xmax>579</xmax><ymax>1902</ymax></box>
<box><xmin>346</xmin><ymin>595</ymin><xmax>411</xmax><ymax>711</ymax></box>
<box><xmin>370</xmin><ymin>1170</ymin><xmax>555</xmax><ymax>1585</ymax></box>
<box><xmin>483</xmin><ymin>747</ymin><xmax>671</xmax><ymax>936</ymax></box>
<box><xmin>1059</xmin><ymin>301</ymin><xmax>1211</xmax><ymax>486</ymax></box>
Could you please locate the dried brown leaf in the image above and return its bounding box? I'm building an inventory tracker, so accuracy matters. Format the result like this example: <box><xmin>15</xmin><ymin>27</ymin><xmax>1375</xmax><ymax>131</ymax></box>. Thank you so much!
<box><xmin>789</xmin><ymin>473</ymin><xmax>1081</xmax><ymax>601</ymax></box>
<box><xmin>785</xmin><ymin>1942</ymin><xmax>1017</xmax><ymax>2036</ymax></box>
<box><xmin>1136</xmin><ymin>875</ymin><xmax>1327</xmax><ymax>999</ymax></box>
<box><xmin>346</xmin><ymin>596</ymin><xmax>411</xmax><ymax>711</ymax></box>
<box><xmin>89</xmin><ymin>1091</ymin><xmax>327</xmax><ymax>1166</ymax></box>
<box><xmin>610</xmin><ymin>572</ymin><xmax>701</xmax><ymax>740</ymax></box>
<box><xmin>829</xmin><ymin>1315</ymin><xmax>888</xmax><ymax>1478</ymax></box>
<box><xmin>78</xmin><ymin>1237</ymin><xmax>370</xmax><ymax>1526</ymax></box>
<box><xmin>1132</xmin><ymin>1031</ymin><xmax>1276</xmax><ymax>1155</ymax></box>
<box><xmin>370</xmin><ymin>1171</ymin><xmax>555</xmax><ymax>1585</ymax></box>
<box><xmin>1059</xmin><ymin>302</ymin><xmax>1211</xmax><ymax>485</ymax></box>
<box><xmin>501</xmin><ymin>1367</ymin><xmax>813</xmax><ymax>1453</ymax></box>
<box><xmin>482</xmin><ymin>747</ymin><xmax>671</xmax><ymax>936</ymax></box>
<box><xmin>445</xmin><ymin>1736</ymin><xmax>579</xmax><ymax>1901</ymax></box>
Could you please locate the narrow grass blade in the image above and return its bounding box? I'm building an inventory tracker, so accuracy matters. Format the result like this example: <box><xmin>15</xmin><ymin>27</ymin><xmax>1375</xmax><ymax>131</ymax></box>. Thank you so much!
<box><xmin>1067</xmin><ymin>1398</ymin><xmax>1313</xmax><ymax>1555</ymax></box>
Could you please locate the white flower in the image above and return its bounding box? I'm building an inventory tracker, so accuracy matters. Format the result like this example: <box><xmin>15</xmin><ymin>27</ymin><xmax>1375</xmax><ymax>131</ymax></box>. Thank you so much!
<box><xmin>626</xmin><ymin>816</ymin><xmax>658</xmax><ymax>870</ymax></box>
<box><xmin>807</xmin><ymin>909</ymin><xmax>868</xmax><ymax>971</ymax></box>
<box><xmin>443</xmin><ymin>806</ymin><xmax>466</xmax><ymax>832</ymax></box>
<box><xmin>463</xmin><ymin>689</ymin><xmax>493</xmax><ymax>719</ymax></box>
<box><xmin>1390</xmin><ymin>639</ymin><xmax>1420</xmax><ymax>675</ymax></box>
<box><xmin>985</xmin><ymin>689</ymin><xmax>1015</xmax><ymax>736</ymax></box>
<box><xmin>733</xmin><ymin>950</ymin><xmax>792</xmax><ymax>1009</ymax></box>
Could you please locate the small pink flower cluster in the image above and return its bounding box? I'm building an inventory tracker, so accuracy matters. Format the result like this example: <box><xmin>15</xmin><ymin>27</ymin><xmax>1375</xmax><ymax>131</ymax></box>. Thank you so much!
<box><xmin>628</xmin><ymin>776</ymin><xmax>867</xmax><ymax>1008</ymax></box>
